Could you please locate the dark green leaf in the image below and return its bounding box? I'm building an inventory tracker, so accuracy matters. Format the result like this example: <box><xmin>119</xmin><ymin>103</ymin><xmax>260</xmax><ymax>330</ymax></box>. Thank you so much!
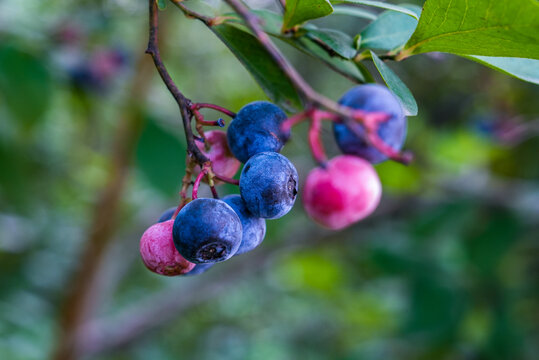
<box><xmin>224</xmin><ymin>11</ymin><xmax>367</xmax><ymax>83</ymax></box>
<box><xmin>282</xmin><ymin>0</ymin><xmax>334</xmax><ymax>31</ymax></box>
<box><xmin>333</xmin><ymin>0</ymin><xmax>419</xmax><ymax>20</ymax></box>
<box><xmin>359</xmin><ymin>5</ymin><xmax>421</xmax><ymax>51</ymax></box>
<box><xmin>212</xmin><ymin>24</ymin><xmax>303</xmax><ymax>111</ymax></box>
<box><xmin>0</xmin><ymin>45</ymin><xmax>52</xmax><ymax>126</ymax></box>
<box><xmin>292</xmin><ymin>36</ymin><xmax>368</xmax><ymax>82</ymax></box>
<box><xmin>306</xmin><ymin>28</ymin><xmax>357</xmax><ymax>59</ymax></box>
<box><xmin>403</xmin><ymin>0</ymin><xmax>539</xmax><ymax>58</ymax></box>
<box><xmin>371</xmin><ymin>51</ymin><xmax>417</xmax><ymax>116</ymax></box>
<box><xmin>136</xmin><ymin>118</ymin><xmax>186</xmax><ymax>195</ymax></box>
<box><xmin>464</xmin><ymin>56</ymin><xmax>539</xmax><ymax>85</ymax></box>
<box><xmin>331</xmin><ymin>6</ymin><xmax>377</xmax><ymax>20</ymax></box>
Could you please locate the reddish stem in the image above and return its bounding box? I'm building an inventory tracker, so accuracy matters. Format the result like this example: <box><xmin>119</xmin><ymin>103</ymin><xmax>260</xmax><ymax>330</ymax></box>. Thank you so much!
<box><xmin>192</xmin><ymin>103</ymin><xmax>236</xmax><ymax>118</ymax></box>
<box><xmin>214</xmin><ymin>174</ymin><xmax>240</xmax><ymax>185</ymax></box>
<box><xmin>192</xmin><ymin>167</ymin><xmax>208</xmax><ymax>200</ymax></box>
<box><xmin>210</xmin><ymin>185</ymin><xmax>219</xmax><ymax>199</ymax></box>
<box><xmin>308</xmin><ymin>111</ymin><xmax>327</xmax><ymax>165</ymax></box>
<box><xmin>281</xmin><ymin>110</ymin><xmax>310</xmax><ymax>133</ymax></box>
<box><xmin>192</xmin><ymin>107</ymin><xmax>226</xmax><ymax>127</ymax></box>
<box><xmin>353</xmin><ymin>110</ymin><xmax>413</xmax><ymax>164</ymax></box>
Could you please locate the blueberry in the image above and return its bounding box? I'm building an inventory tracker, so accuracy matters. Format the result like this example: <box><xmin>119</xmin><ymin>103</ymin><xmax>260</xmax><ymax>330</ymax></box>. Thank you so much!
<box><xmin>227</xmin><ymin>101</ymin><xmax>289</xmax><ymax>163</ymax></box>
<box><xmin>172</xmin><ymin>198</ymin><xmax>242</xmax><ymax>263</ymax></box>
<box><xmin>333</xmin><ymin>84</ymin><xmax>407</xmax><ymax>164</ymax></box>
<box><xmin>239</xmin><ymin>152</ymin><xmax>298</xmax><ymax>219</ymax></box>
<box><xmin>157</xmin><ymin>207</ymin><xmax>176</xmax><ymax>223</ymax></box>
<box><xmin>223</xmin><ymin>195</ymin><xmax>266</xmax><ymax>255</ymax></box>
<box><xmin>184</xmin><ymin>263</ymin><xmax>215</xmax><ymax>276</ymax></box>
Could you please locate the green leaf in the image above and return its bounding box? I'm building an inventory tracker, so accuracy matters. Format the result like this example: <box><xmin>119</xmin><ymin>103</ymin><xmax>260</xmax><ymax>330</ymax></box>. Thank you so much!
<box><xmin>0</xmin><ymin>45</ymin><xmax>52</xmax><ymax>126</ymax></box>
<box><xmin>331</xmin><ymin>6</ymin><xmax>377</xmax><ymax>20</ymax></box>
<box><xmin>156</xmin><ymin>0</ymin><xmax>167</xmax><ymax>10</ymax></box>
<box><xmin>224</xmin><ymin>11</ymin><xmax>368</xmax><ymax>83</ymax></box>
<box><xmin>306</xmin><ymin>28</ymin><xmax>357</xmax><ymax>59</ymax></box>
<box><xmin>282</xmin><ymin>0</ymin><xmax>334</xmax><ymax>31</ymax></box>
<box><xmin>332</xmin><ymin>0</ymin><xmax>419</xmax><ymax>20</ymax></box>
<box><xmin>403</xmin><ymin>0</ymin><xmax>539</xmax><ymax>59</ymax></box>
<box><xmin>359</xmin><ymin>5</ymin><xmax>421</xmax><ymax>51</ymax></box>
<box><xmin>464</xmin><ymin>56</ymin><xmax>539</xmax><ymax>85</ymax></box>
<box><xmin>370</xmin><ymin>51</ymin><xmax>417</xmax><ymax>116</ymax></box>
<box><xmin>136</xmin><ymin>118</ymin><xmax>186</xmax><ymax>195</ymax></box>
<box><xmin>212</xmin><ymin>24</ymin><xmax>303</xmax><ymax>111</ymax></box>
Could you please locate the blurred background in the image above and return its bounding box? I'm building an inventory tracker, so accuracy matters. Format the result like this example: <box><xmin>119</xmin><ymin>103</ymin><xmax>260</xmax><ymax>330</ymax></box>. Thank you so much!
<box><xmin>0</xmin><ymin>0</ymin><xmax>538</xmax><ymax>359</ymax></box>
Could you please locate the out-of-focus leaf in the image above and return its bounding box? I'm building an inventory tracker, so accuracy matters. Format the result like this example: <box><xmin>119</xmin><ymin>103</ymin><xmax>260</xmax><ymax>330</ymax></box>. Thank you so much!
<box><xmin>463</xmin><ymin>210</ymin><xmax>519</xmax><ymax>277</ymax></box>
<box><xmin>282</xmin><ymin>0</ymin><xmax>334</xmax><ymax>31</ymax></box>
<box><xmin>376</xmin><ymin>161</ymin><xmax>421</xmax><ymax>193</ymax></box>
<box><xmin>212</xmin><ymin>24</ymin><xmax>303</xmax><ymax>111</ymax></box>
<box><xmin>156</xmin><ymin>0</ymin><xmax>166</xmax><ymax>10</ymax></box>
<box><xmin>359</xmin><ymin>5</ymin><xmax>421</xmax><ymax>51</ymax></box>
<box><xmin>306</xmin><ymin>28</ymin><xmax>356</xmax><ymax>59</ymax></box>
<box><xmin>406</xmin><ymin>275</ymin><xmax>465</xmax><ymax>340</ymax></box>
<box><xmin>331</xmin><ymin>6</ymin><xmax>377</xmax><ymax>20</ymax></box>
<box><xmin>333</xmin><ymin>0</ymin><xmax>419</xmax><ymax>20</ymax></box>
<box><xmin>136</xmin><ymin>118</ymin><xmax>186</xmax><ymax>195</ymax></box>
<box><xmin>402</xmin><ymin>0</ymin><xmax>539</xmax><ymax>59</ymax></box>
<box><xmin>0</xmin><ymin>45</ymin><xmax>52</xmax><ymax>126</ymax></box>
<box><xmin>371</xmin><ymin>52</ymin><xmax>417</xmax><ymax>116</ymax></box>
<box><xmin>464</xmin><ymin>56</ymin><xmax>539</xmax><ymax>85</ymax></box>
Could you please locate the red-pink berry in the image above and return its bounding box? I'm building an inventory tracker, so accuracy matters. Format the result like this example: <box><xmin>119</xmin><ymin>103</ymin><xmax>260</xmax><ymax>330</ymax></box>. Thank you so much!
<box><xmin>302</xmin><ymin>155</ymin><xmax>382</xmax><ymax>230</ymax></box>
<box><xmin>195</xmin><ymin>130</ymin><xmax>240</xmax><ymax>180</ymax></box>
<box><xmin>139</xmin><ymin>220</ymin><xmax>195</xmax><ymax>276</ymax></box>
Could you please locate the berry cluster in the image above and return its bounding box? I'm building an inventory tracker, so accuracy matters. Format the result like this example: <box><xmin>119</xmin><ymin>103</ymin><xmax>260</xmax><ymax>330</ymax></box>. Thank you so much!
<box><xmin>140</xmin><ymin>102</ymin><xmax>298</xmax><ymax>276</ymax></box>
<box><xmin>140</xmin><ymin>84</ymin><xmax>408</xmax><ymax>276</ymax></box>
<box><xmin>302</xmin><ymin>84</ymin><xmax>407</xmax><ymax>230</ymax></box>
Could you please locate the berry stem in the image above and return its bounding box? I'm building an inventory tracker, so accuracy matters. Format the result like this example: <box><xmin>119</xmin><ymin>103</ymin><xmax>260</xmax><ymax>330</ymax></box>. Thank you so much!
<box><xmin>213</xmin><ymin>174</ymin><xmax>240</xmax><ymax>185</ymax></box>
<box><xmin>281</xmin><ymin>110</ymin><xmax>310</xmax><ymax>133</ymax></box>
<box><xmin>192</xmin><ymin>106</ymin><xmax>227</xmax><ymax>127</ymax></box>
<box><xmin>192</xmin><ymin>103</ymin><xmax>236</xmax><ymax>118</ymax></box>
<box><xmin>308</xmin><ymin>111</ymin><xmax>328</xmax><ymax>166</ymax></box>
<box><xmin>192</xmin><ymin>165</ymin><xmax>209</xmax><ymax>200</ymax></box>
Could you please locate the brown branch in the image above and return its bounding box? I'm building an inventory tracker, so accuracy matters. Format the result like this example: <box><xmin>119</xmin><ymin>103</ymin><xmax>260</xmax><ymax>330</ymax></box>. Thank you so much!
<box><xmin>146</xmin><ymin>0</ymin><xmax>209</xmax><ymax>165</ymax></box>
<box><xmin>169</xmin><ymin>0</ymin><xmax>213</xmax><ymax>25</ymax></box>
<box><xmin>53</xmin><ymin>45</ymin><xmax>154</xmax><ymax>360</ymax></box>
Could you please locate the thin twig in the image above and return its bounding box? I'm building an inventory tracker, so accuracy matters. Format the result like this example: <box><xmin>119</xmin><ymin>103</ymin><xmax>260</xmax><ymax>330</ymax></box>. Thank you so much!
<box><xmin>146</xmin><ymin>0</ymin><xmax>209</xmax><ymax>165</ymax></box>
<box><xmin>222</xmin><ymin>0</ymin><xmax>411</xmax><ymax>164</ymax></box>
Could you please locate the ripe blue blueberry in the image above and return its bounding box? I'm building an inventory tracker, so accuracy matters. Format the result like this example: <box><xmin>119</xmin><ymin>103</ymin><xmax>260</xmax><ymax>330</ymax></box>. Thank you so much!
<box><xmin>333</xmin><ymin>84</ymin><xmax>407</xmax><ymax>164</ymax></box>
<box><xmin>223</xmin><ymin>194</ymin><xmax>266</xmax><ymax>255</ymax></box>
<box><xmin>173</xmin><ymin>198</ymin><xmax>242</xmax><ymax>263</ymax></box>
<box><xmin>157</xmin><ymin>207</ymin><xmax>176</xmax><ymax>223</ymax></box>
<box><xmin>227</xmin><ymin>101</ymin><xmax>289</xmax><ymax>163</ymax></box>
<box><xmin>239</xmin><ymin>152</ymin><xmax>298</xmax><ymax>219</ymax></box>
<box><xmin>184</xmin><ymin>263</ymin><xmax>215</xmax><ymax>276</ymax></box>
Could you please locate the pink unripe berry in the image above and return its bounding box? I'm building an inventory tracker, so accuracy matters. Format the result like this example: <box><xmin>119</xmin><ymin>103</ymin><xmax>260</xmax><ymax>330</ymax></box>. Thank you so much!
<box><xmin>195</xmin><ymin>130</ymin><xmax>240</xmax><ymax>180</ymax></box>
<box><xmin>139</xmin><ymin>220</ymin><xmax>195</xmax><ymax>276</ymax></box>
<box><xmin>302</xmin><ymin>155</ymin><xmax>382</xmax><ymax>230</ymax></box>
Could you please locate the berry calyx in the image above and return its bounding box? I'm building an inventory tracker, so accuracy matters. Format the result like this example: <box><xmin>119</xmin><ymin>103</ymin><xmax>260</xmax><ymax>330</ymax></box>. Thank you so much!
<box><xmin>302</xmin><ymin>155</ymin><xmax>382</xmax><ymax>230</ymax></box>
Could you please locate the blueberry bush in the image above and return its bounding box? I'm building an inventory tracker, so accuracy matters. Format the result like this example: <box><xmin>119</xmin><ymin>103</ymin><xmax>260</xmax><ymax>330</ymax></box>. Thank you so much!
<box><xmin>0</xmin><ymin>0</ymin><xmax>537</xmax><ymax>359</ymax></box>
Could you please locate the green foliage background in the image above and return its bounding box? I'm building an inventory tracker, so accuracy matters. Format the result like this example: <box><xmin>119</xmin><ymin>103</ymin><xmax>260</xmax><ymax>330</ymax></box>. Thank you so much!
<box><xmin>0</xmin><ymin>0</ymin><xmax>538</xmax><ymax>359</ymax></box>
